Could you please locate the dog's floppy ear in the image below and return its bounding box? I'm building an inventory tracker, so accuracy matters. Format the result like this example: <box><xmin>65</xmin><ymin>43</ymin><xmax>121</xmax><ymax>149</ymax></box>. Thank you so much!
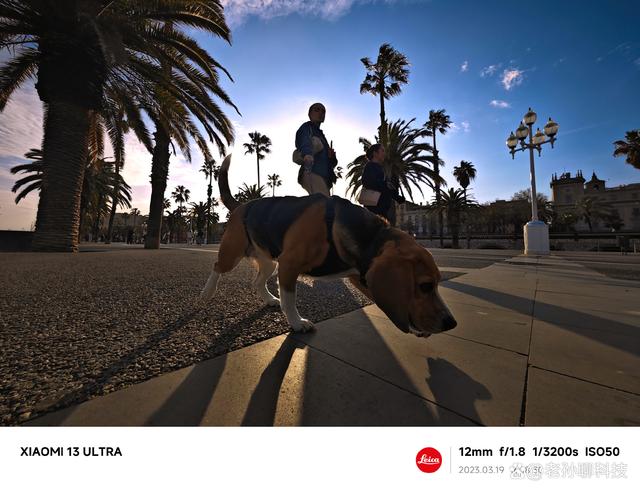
<box><xmin>365</xmin><ymin>254</ymin><xmax>413</xmax><ymax>333</ymax></box>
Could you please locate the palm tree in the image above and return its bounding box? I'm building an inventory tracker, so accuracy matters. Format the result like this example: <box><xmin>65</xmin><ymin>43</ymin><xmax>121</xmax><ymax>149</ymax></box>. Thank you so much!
<box><xmin>574</xmin><ymin>196</ymin><xmax>612</xmax><ymax>232</ymax></box>
<box><xmin>234</xmin><ymin>183</ymin><xmax>267</xmax><ymax>203</ymax></box>
<box><xmin>428</xmin><ymin>188</ymin><xmax>478</xmax><ymax>248</ymax></box>
<box><xmin>346</xmin><ymin>119</ymin><xmax>443</xmax><ymax>208</ymax></box>
<box><xmin>613</xmin><ymin>130</ymin><xmax>640</xmax><ymax>170</ymax></box>
<box><xmin>453</xmin><ymin>160</ymin><xmax>477</xmax><ymax>248</ymax></box>
<box><xmin>189</xmin><ymin>201</ymin><xmax>208</xmax><ymax>241</ymax></box>
<box><xmin>453</xmin><ymin>161</ymin><xmax>477</xmax><ymax>199</ymax></box>
<box><xmin>9</xmin><ymin>149</ymin><xmax>44</xmax><ymax>203</ymax></box>
<box><xmin>243</xmin><ymin>132</ymin><xmax>272</xmax><ymax>189</ymax></box>
<box><xmin>10</xmin><ymin>148</ymin><xmax>131</xmax><ymax>241</ymax></box>
<box><xmin>171</xmin><ymin>185</ymin><xmax>191</xmax><ymax>209</ymax></box>
<box><xmin>0</xmin><ymin>1</ymin><xmax>236</xmax><ymax>252</ymax></box>
<box><xmin>425</xmin><ymin>109</ymin><xmax>452</xmax><ymax>247</ymax></box>
<box><xmin>267</xmin><ymin>173</ymin><xmax>282</xmax><ymax>197</ymax></box>
<box><xmin>360</xmin><ymin>43</ymin><xmax>410</xmax><ymax>141</ymax></box>
<box><xmin>200</xmin><ymin>158</ymin><xmax>218</xmax><ymax>243</ymax></box>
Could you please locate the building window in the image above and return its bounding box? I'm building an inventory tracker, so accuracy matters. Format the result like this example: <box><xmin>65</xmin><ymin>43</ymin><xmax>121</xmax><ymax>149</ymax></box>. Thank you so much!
<box><xmin>633</xmin><ymin>208</ymin><xmax>640</xmax><ymax>217</ymax></box>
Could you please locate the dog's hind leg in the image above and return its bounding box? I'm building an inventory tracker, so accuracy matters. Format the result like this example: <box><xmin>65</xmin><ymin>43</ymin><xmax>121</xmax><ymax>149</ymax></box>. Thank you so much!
<box><xmin>277</xmin><ymin>263</ymin><xmax>313</xmax><ymax>332</ymax></box>
<box><xmin>200</xmin><ymin>207</ymin><xmax>249</xmax><ymax>301</ymax></box>
<box><xmin>254</xmin><ymin>254</ymin><xmax>280</xmax><ymax>306</ymax></box>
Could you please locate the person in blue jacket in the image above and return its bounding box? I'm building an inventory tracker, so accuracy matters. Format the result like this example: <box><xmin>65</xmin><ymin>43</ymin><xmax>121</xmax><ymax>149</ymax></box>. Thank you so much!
<box><xmin>361</xmin><ymin>143</ymin><xmax>405</xmax><ymax>224</ymax></box>
<box><xmin>295</xmin><ymin>102</ymin><xmax>337</xmax><ymax>196</ymax></box>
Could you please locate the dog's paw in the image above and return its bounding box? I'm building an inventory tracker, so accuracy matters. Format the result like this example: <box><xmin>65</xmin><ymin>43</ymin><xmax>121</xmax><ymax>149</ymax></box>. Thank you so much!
<box><xmin>265</xmin><ymin>297</ymin><xmax>280</xmax><ymax>307</ymax></box>
<box><xmin>290</xmin><ymin>318</ymin><xmax>315</xmax><ymax>333</ymax></box>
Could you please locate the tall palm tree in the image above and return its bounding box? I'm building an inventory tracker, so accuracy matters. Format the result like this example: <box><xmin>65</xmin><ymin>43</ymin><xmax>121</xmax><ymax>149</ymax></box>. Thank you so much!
<box><xmin>428</xmin><ymin>188</ymin><xmax>478</xmax><ymax>248</ymax></box>
<box><xmin>613</xmin><ymin>130</ymin><xmax>640</xmax><ymax>170</ymax></box>
<box><xmin>453</xmin><ymin>160</ymin><xmax>477</xmax><ymax>200</ymax></box>
<box><xmin>425</xmin><ymin>109</ymin><xmax>452</xmax><ymax>246</ymax></box>
<box><xmin>360</xmin><ymin>43</ymin><xmax>410</xmax><ymax>141</ymax></box>
<box><xmin>346</xmin><ymin>119</ymin><xmax>442</xmax><ymax>203</ymax></box>
<box><xmin>453</xmin><ymin>160</ymin><xmax>477</xmax><ymax>248</ymax></box>
<box><xmin>243</xmin><ymin>131</ymin><xmax>272</xmax><ymax>188</ymax></box>
<box><xmin>200</xmin><ymin>158</ymin><xmax>218</xmax><ymax>243</ymax></box>
<box><xmin>267</xmin><ymin>173</ymin><xmax>282</xmax><ymax>197</ymax></box>
<box><xmin>171</xmin><ymin>185</ymin><xmax>190</xmax><ymax>209</ymax></box>
<box><xmin>0</xmin><ymin>1</ymin><xmax>236</xmax><ymax>252</ymax></box>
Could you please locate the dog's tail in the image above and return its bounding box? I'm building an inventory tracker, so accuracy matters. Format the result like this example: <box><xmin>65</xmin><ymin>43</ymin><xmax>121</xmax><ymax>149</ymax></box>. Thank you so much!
<box><xmin>218</xmin><ymin>154</ymin><xmax>241</xmax><ymax>213</ymax></box>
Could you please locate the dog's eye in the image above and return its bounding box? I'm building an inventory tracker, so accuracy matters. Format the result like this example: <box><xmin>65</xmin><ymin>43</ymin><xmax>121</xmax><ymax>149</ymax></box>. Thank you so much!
<box><xmin>419</xmin><ymin>282</ymin><xmax>434</xmax><ymax>293</ymax></box>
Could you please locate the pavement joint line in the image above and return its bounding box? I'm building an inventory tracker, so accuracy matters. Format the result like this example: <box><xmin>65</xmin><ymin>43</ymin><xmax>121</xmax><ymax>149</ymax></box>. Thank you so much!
<box><xmin>289</xmin><ymin>332</ymin><xmax>484</xmax><ymax>426</ymax></box>
<box><xmin>441</xmin><ymin>332</ymin><xmax>528</xmax><ymax>357</ymax></box>
<box><xmin>519</xmin><ymin>274</ymin><xmax>539</xmax><ymax>426</ymax></box>
<box><xmin>528</xmin><ymin>365</ymin><xmax>640</xmax><ymax>398</ymax></box>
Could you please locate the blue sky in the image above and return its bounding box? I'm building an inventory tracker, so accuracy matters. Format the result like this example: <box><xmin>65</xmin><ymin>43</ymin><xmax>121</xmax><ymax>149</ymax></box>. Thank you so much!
<box><xmin>1</xmin><ymin>0</ymin><xmax>639</xmax><ymax>229</ymax></box>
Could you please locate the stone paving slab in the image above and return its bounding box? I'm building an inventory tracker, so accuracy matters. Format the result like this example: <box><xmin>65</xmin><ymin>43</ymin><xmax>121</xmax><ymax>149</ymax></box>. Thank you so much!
<box><xmin>529</xmin><ymin>320</ymin><xmax>640</xmax><ymax>394</ymax></box>
<box><xmin>439</xmin><ymin>300</ymin><xmax>532</xmax><ymax>354</ymax></box>
<box><xmin>28</xmin><ymin>334</ymin><xmax>474</xmax><ymax>426</ymax></box>
<box><xmin>440</xmin><ymin>282</ymin><xmax>534</xmax><ymax>316</ymax></box>
<box><xmin>294</xmin><ymin>307</ymin><xmax>528</xmax><ymax>426</ymax></box>
<box><xmin>525</xmin><ymin>367</ymin><xmax>640</xmax><ymax>426</ymax></box>
<box><xmin>533</xmin><ymin>293</ymin><xmax>640</xmax><ymax>335</ymax></box>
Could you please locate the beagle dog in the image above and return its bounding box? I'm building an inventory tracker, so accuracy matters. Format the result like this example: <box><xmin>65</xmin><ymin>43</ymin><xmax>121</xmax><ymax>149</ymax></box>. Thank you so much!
<box><xmin>200</xmin><ymin>155</ymin><xmax>457</xmax><ymax>337</ymax></box>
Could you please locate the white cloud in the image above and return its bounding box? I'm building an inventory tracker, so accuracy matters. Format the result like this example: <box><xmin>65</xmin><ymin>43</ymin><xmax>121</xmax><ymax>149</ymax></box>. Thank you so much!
<box><xmin>501</xmin><ymin>68</ymin><xmax>524</xmax><ymax>90</ymax></box>
<box><xmin>461</xmin><ymin>121</ymin><xmax>470</xmax><ymax>132</ymax></box>
<box><xmin>490</xmin><ymin>99</ymin><xmax>510</xmax><ymax>108</ymax></box>
<box><xmin>635</xmin><ymin>57</ymin><xmax>640</xmax><ymax>67</ymax></box>
<box><xmin>221</xmin><ymin>0</ymin><xmax>399</xmax><ymax>26</ymax></box>
<box><xmin>0</xmin><ymin>82</ymin><xmax>43</xmax><ymax>160</ymax></box>
<box><xmin>480</xmin><ymin>64</ymin><xmax>500</xmax><ymax>77</ymax></box>
<box><xmin>460</xmin><ymin>60</ymin><xmax>468</xmax><ymax>72</ymax></box>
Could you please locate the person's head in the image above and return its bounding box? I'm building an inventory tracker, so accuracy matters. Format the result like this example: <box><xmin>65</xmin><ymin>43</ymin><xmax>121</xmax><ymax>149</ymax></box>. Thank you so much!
<box><xmin>308</xmin><ymin>103</ymin><xmax>326</xmax><ymax>124</ymax></box>
<box><xmin>366</xmin><ymin>143</ymin><xmax>385</xmax><ymax>162</ymax></box>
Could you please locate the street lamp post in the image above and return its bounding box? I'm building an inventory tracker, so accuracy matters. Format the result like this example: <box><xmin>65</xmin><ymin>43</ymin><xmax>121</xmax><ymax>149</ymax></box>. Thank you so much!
<box><xmin>506</xmin><ymin>107</ymin><xmax>559</xmax><ymax>255</ymax></box>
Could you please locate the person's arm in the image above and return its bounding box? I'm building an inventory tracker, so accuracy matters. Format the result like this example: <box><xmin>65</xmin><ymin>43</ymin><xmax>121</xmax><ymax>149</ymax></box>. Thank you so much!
<box><xmin>295</xmin><ymin>123</ymin><xmax>314</xmax><ymax>169</ymax></box>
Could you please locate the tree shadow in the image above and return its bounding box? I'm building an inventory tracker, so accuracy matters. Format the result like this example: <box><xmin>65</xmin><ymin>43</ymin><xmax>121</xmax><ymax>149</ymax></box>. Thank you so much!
<box><xmin>145</xmin><ymin>354</ymin><xmax>228</xmax><ymax>426</ymax></box>
<box><xmin>241</xmin><ymin>335</ymin><xmax>304</xmax><ymax>426</ymax></box>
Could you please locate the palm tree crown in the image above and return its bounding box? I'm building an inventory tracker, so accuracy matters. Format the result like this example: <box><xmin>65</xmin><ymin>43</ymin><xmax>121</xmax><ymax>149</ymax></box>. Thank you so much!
<box><xmin>171</xmin><ymin>185</ymin><xmax>191</xmax><ymax>208</ymax></box>
<box><xmin>453</xmin><ymin>160</ymin><xmax>477</xmax><ymax>191</ymax></box>
<box><xmin>243</xmin><ymin>131</ymin><xmax>272</xmax><ymax>188</ymax></box>
<box><xmin>360</xmin><ymin>43</ymin><xmax>410</xmax><ymax>138</ymax></box>
<box><xmin>267</xmin><ymin>173</ymin><xmax>282</xmax><ymax>197</ymax></box>
<box><xmin>613</xmin><ymin>130</ymin><xmax>640</xmax><ymax>170</ymax></box>
<box><xmin>346</xmin><ymin>118</ymin><xmax>443</xmax><ymax>203</ymax></box>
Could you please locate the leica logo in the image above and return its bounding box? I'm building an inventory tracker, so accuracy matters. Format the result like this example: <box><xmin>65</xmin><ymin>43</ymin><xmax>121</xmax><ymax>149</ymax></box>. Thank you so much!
<box><xmin>416</xmin><ymin>447</ymin><xmax>443</xmax><ymax>473</ymax></box>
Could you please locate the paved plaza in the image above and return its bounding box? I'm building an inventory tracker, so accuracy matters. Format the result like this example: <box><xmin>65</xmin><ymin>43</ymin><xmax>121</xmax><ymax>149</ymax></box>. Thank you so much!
<box><xmin>1</xmin><ymin>245</ymin><xmax>638</xmax><ymax>426</ymax></box>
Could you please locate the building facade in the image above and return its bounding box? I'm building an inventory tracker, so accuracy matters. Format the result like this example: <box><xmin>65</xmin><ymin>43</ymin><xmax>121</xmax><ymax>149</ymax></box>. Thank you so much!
<box><xmin>550</xmin><ymin>171</ymin><xmax>640</xmax><ymax>232</ymax></box>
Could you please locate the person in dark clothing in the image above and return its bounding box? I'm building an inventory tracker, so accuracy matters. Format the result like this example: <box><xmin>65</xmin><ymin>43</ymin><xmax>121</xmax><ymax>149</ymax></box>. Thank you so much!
<box><xmin>361</xmin><ymin>143</ymin><xmax>405</xmax><ymax>224</ymax></box>
<box><xmin>295</xmin><ymin>102</ymin><xmax>338</xmax><ymax>196</ymax></box>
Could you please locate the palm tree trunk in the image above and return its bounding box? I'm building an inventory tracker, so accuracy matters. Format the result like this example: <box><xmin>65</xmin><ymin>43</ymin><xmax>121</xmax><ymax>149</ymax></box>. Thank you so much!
<box><xmin>145</xmin><ymin>126</ymin><xmax>171</xmax><ymax>249</ymax></box>
<box><xmin>206</xmin><ymin>178</ymin><xmax>212</xmax><ymax>244</ymax></box>
<box><xmin>433</xmin><ymin>133</ymin><xmax>443</xmax><ymax>247</ymax></box>
<box><xmin>32</xmin><ymin>102</ymin><xmax>91</xmax><ymax>252</ymax></box>
<box><xmin>256</xmin><ymin>154</ymin><xmax>261</xmax><ymax>189</ymax></box>
<box><xmin>464</xmin><ymin>187</ymin><xmax>471</xmax><ymax>249</ymax></box>
<box><xmin>105</xmin><ymin>160</ymin><xmax>122</xmax><ymax>244</ymax></box>
<box><xmin>379</xmin><ymin>89</ymin><xmax>386</xmax><ymax>142</ymax></box>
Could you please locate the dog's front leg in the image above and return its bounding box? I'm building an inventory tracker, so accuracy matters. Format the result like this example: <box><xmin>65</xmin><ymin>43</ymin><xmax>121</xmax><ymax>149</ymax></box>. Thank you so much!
<box><xmin>278</xmin><ymin>265</ymin><xmax>314</xmax><ymax>332</ymax></box>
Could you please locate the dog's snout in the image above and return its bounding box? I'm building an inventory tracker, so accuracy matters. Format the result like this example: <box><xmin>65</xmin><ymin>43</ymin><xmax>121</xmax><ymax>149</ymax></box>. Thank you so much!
<box><xmin>442</xmin><ymin>315</ymin><xmax>457</xmax><ymax>331</ymax></box>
